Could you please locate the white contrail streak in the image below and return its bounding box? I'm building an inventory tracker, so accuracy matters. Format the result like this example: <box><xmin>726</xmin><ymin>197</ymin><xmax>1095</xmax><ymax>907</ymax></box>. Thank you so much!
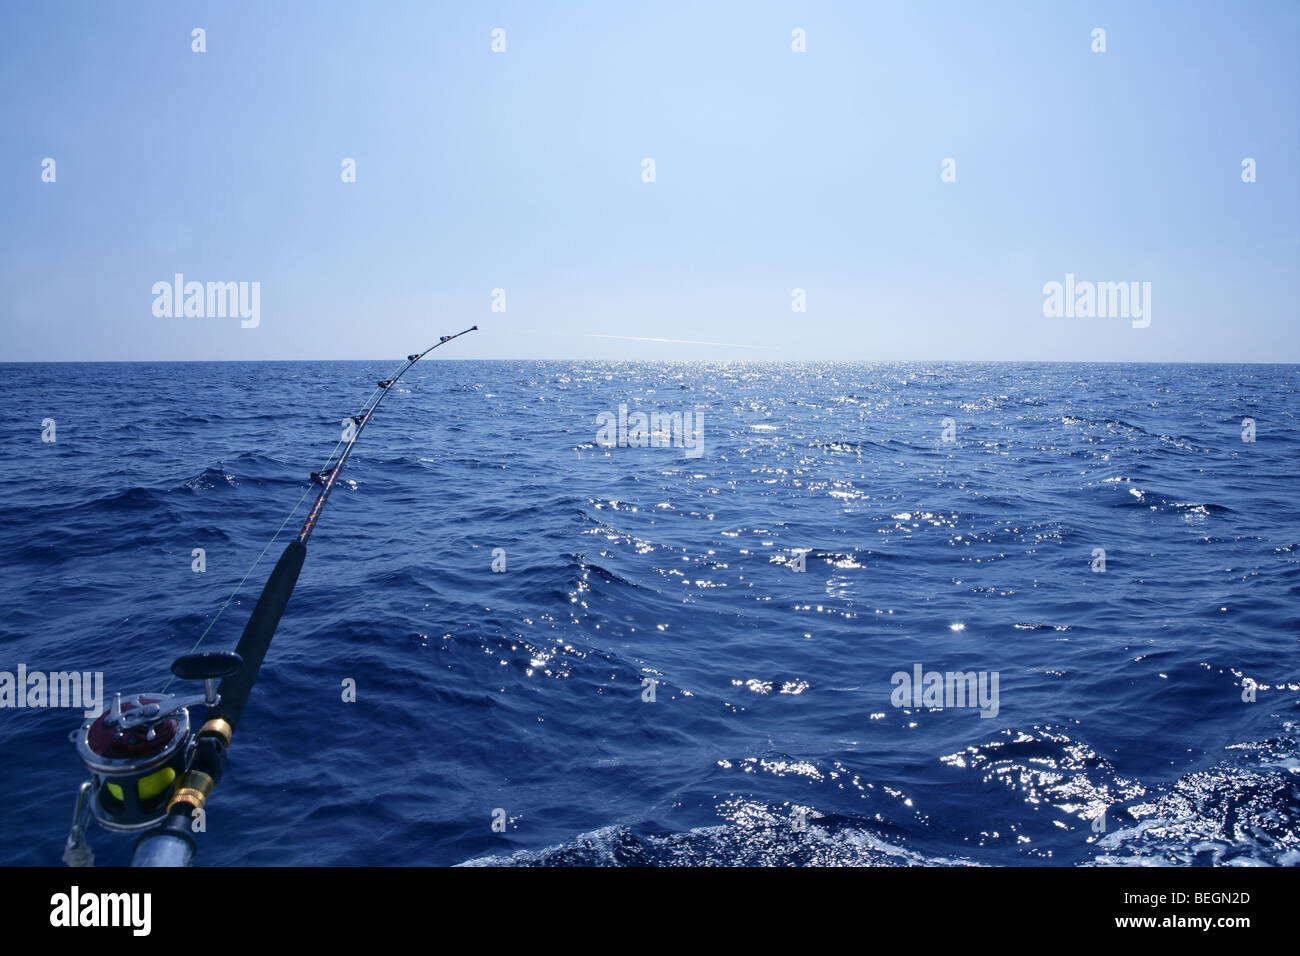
<box><xmin>586</xmin><ymin>333</ymin><xmax>777</xmax><ymax>350</ymax></box>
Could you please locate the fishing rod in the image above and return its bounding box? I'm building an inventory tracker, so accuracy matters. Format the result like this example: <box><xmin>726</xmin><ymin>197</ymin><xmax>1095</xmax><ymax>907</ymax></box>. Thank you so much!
<box><xmin>63</xmin><ymin>325</ymin><xmax>478</xmax><ymax>867</ymax></box>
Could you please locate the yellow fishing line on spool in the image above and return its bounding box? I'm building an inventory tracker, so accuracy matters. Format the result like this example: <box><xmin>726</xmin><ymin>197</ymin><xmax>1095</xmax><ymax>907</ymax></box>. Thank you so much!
<box><xmin>106</xmin><ymin>767</ymin><xmax>175</xmax><ymax>803</ymax></box>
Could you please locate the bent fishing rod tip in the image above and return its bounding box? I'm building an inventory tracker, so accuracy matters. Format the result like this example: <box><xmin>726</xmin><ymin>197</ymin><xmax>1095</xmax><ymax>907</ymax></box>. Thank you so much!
<box><xmin>440</xmin><ymin>325</ymin><xmax>478</xmax><ymax>343</ymax></box>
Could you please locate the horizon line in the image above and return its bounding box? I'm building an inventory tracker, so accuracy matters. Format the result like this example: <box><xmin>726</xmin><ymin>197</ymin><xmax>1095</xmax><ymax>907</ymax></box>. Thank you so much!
<box><xmin>3</xmin><ymin>358</ymin><xmax>1299</xmax><ymax>366</ymax></box>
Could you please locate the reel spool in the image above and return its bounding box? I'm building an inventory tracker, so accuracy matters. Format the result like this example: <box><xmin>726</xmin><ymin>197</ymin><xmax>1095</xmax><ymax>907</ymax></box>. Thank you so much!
<box><xmin>70</xmin><ymin>651</ymin><xmax>242</xmax><ymax>832</ymax></box>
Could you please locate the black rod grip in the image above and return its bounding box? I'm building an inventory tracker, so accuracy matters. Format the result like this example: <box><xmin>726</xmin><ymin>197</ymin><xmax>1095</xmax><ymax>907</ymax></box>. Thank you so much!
<box><xmin>210</xmin><ymin>540</ymin><xmax>307</xmax><ymax>734</ymax></box>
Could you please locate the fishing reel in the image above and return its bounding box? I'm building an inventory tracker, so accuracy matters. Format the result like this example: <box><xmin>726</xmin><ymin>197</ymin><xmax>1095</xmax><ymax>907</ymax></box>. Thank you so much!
<box><xmin>66</xmin><ymin>651</ymin><xmax>242</xmax><ymax>852</ymax></box>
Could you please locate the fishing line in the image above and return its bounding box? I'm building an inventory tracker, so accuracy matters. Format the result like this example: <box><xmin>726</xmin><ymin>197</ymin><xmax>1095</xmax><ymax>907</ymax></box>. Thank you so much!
<box><xmin>159</xmin><ymin>483</ymin><xmax>313</xmax><ymax>693</ymax></box>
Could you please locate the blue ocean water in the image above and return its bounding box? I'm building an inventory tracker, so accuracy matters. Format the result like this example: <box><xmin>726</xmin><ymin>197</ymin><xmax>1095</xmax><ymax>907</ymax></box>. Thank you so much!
<box><xmin>0</xmin><ymin>360</ymin><xmax>1296</xmax><ymax>866</ymax></box>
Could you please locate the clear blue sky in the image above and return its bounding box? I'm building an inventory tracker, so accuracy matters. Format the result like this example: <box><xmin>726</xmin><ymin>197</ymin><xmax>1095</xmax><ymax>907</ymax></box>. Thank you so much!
<box><xmin>2</xmin><ymin>1</ymin><xmax>1296</xmax><ymax>362</ymax></box>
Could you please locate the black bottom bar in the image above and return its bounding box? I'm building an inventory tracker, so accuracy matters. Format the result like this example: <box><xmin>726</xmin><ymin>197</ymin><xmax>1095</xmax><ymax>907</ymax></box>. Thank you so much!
<box><xmin>16</xmin><ymin>864</ymin><xmax>1276</xmax><ymax>940</ymax></box>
